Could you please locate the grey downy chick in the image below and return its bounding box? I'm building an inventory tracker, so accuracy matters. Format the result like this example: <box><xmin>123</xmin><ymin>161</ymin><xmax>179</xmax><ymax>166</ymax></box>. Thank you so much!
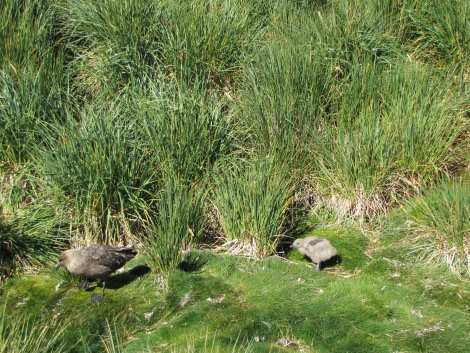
<box><xmin>55</xmin><ymin>245</ymin><xmax>137</xmax><ymax>302</ymax></box>
<box><xmin>291</xmin><ymin>237</ymin><xmax>337</xmax><ymax>271</ymax></box>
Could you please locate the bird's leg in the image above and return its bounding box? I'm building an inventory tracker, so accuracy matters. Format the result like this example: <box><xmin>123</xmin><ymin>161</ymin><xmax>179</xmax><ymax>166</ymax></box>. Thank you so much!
<box><xmin>314</xmin><ymin>262</ymin><xmax>321</xmax><ymax>271</ymax></box>
<box><xmin>90</xmin><ymin>281</ymin><xmax>105</xmax><ymax>303</ymax></box>
<box><xmin>77</xmin><ymin>280</ymin><xmax>90</xmax><ymax>289</ymax></box>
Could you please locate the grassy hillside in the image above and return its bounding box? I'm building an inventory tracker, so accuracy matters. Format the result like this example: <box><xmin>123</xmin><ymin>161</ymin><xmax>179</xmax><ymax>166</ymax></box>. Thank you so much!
<box><xmin>1</xmin><ymin>0</ymin><xmax>469</xmax><ymax>351</ymax></box>
<box><xmin>1</xmin><ymin>231</ymin><xmax>470</xmax><ymax>352</ymax></box>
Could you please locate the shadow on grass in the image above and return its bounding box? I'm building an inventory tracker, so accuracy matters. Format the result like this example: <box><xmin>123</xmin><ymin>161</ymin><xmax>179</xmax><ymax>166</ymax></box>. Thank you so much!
<box><xmin>178</xmin><ymin>250</ymin><xmax>211</xmax><ymax>273</ymax></box>
<box><xmin>85</xmin><ymin>265</ymin><xmax>151</xmax><ymax>290</ymax></box>
<box><xmin>290</xmin><ymin>252</ymin><xmax>343</xmax><ymax>271</ymax></box>
<box><xmin>322</xmin><ymin>254</ymin><xmax>342</xmax><ymax>270</ymax></box>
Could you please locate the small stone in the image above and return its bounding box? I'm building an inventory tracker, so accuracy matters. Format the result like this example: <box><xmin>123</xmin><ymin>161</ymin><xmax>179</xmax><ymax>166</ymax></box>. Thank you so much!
<box><xmin>206</xmin><ymin>294</ymin><xmax>226</xmax><ymax>304</ymax></box>
<box><xmin>144</xmin><ymin>311</ymin><xmax>154</xmax><ymax>320</ymax></box>
<box><xmin>179</xmin><ymin>292</ymin><xmax>191</xmax><ymax>307</ymax></box>
<box><xmin>55</xmin><ymin>281</ymin><xmax>63</xmax><ymax>292</ymax></box>
<box><xmin>276</xmin><ymin>339</ymin><xmax>297</xmax><ymax>347</ymax></box>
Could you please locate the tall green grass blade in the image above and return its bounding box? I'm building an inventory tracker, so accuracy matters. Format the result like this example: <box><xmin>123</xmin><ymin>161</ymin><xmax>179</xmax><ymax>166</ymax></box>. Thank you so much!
<box><xmin>313</xmin><ymin>61</ymin><xmax>467</xmax><ymax>219</ymax></box>
<box><xmin>405</xmin><ymin>177</ymin><xmax>470</xmax><ymax>276</ymax></box>
<box><xmin>214</xmin><ymin>153</ymin><xmax>294</xmax><ymax>257</ymax></box>
<box><xmin>141</xmin><ymin>177</ymin><xmax>208</xmax><ymax>277</ymax></box>
<box><xmin>0</xmin><ymin>296</ymin><xmax>68</xmax><ymax>353</ymax></box>
<box><xmin>138</xmin><ymin>77</ymin><xmax>233</xmax><ymax>184</ymax></box>
<box><xmin>36</xmin><ymin>98</ymin><xmax>157</xmax><ymax>244</ymax></box>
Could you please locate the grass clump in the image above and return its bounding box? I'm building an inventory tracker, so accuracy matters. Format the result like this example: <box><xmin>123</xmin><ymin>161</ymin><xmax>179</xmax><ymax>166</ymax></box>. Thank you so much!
<box><xmin>141</xmin><ymin>178</ymin><xmax>208</xmax><ymax>278</ymax></box>
<box><xmin>0</xmin><ymin>62</ymin><xmax>66</xmax><ymax>166</ymax></box>
<box><xmin>238</xmin><ymin>35</ymin><xmax>333</xmax><ymax>158</ymax></box>
<box><xmin>0</xmin><ymin>296</ymin><xmax>68</xmax><ymax>353</ymax></box>
<box><xmin>36</xmin><ymin>99</ymin><xmax>156</xmax><ymax>245</ymax></box>
<box><xmin>404</xmin><ymin>178</ymin><xmax>470</xmax><ymax>277</ymax></box>
<box><xmin>138</xmin><ymin>77</ymin><xmax>233</xmax><ymax>184</ymax></box>
<box><xmin>0</xmin><ymin>0</ymin><xmax>66</xmax><ymax>165</ymax></box>
<box><xmin>214</xmin><ymin>153</ymin><xmax>294</xmax><ymax>258</ymax></box>
<box><xmin>312</xmin><ymin>62</ymin><xmax>467</xmax><ymax>220</ymax></box>
<box><xmin>56</xmin><ymin>0</ymin><xmax>162</xmax><ymax>95</ymax></box>
<box><xmin>0</xmin><ymin>204</ymin><xmax>65</xmax><ymax>282</ymax></box>
<box><xmin>157</xmin><ymin>0</ymin><xmax>263</xmax><ymax>85</ymax></box>
<box><xmin>403</xmin><ymin>0</ymin><xmax>470</xmax><ymax>68</ymax></box>
<box><xmin>0</xmin><ymin>0</ymin><xmax>56</xmax><ymax>70</ymax></box>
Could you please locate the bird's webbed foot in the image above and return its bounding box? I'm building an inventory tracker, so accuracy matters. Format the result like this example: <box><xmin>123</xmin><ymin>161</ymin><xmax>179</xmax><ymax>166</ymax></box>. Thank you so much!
<box><xmin>90</xmin><ymin>280</ymin><xmax>106</xmax><ymax>302</ymax></box>
<box><xmin>90</xmin><ymin>294</ymin><xmax>104</xmax><ymax>302</ymax></box>
<box><xmin>77</xmin><ymin>280</ymin><xmax>90</xmax><ymax>289</ymax></box>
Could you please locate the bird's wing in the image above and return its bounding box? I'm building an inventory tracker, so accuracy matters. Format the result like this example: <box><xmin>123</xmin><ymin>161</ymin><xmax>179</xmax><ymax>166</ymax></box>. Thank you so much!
<box><xmin>114</xmin><ymin>246</ymin><xmax>138</xmax><ymax>257</ymax></box>
<box><xmin>306</xmin><ymin>238</ymin><xmax>324</xmax><ymax>247</ymax></box>
<box><xmin>87</xmin><ymin>247</ymin><xmax>135</xmax><ymax>271</ymax></box>
<box><xmin>93</xmin><ymin>252</ymin><xmax>128</xmax><ymax>271</ymax></box>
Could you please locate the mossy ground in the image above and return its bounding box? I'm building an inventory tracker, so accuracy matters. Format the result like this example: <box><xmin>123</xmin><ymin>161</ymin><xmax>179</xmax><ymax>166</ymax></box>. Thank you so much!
<box><xmin>1</xmin><ymin>227</ymin><xmax>469</xmax><ymax>353</ymax></box>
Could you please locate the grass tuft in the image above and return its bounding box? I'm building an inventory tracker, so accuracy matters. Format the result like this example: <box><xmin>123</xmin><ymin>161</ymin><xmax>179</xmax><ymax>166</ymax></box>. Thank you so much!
<box><xmin>404</xmin><ymin>177</ymin><xmax>470</xmax><ymax>277</ymax></box>
<box><xmin>0</xmin><ymin>203</ymin><xmax>65</xmax><ymax>282</ymax></box>
<box><xmin>0</xmin><ymin>295</ymin><xmax>68</xmax><ymax>353</ymax></box>
<box><xmin>36</xmin><ymin>98</ymin><xmax>156</xmax><ymax>245</ymax></box>
<box><xmin>312</xmin><ymin>62</ymin><xmax>467</xmax><ymax>220</ymax></box>
<box><xmin>140</xmin><ymin>177</ymin><xmax>208</xmax><ymax>278</ymax></box>
<box><xmin>214</xmin><ymin>153</ymin><xmax>294</xmax><ymax>258</ymax></box>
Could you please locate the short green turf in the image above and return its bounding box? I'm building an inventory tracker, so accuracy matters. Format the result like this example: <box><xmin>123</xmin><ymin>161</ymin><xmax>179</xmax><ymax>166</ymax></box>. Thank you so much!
<box><xmin>3</xmin><ymin>239</ymin><xmax>468</xmax><ymax>353</ymax></box>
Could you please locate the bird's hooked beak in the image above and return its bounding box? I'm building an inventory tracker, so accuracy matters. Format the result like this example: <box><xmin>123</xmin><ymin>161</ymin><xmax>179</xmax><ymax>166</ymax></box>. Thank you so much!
<box><xmin>54</xmin><ymin>263</ymin><xmax>61</xmax><ymax>270</ymax></box>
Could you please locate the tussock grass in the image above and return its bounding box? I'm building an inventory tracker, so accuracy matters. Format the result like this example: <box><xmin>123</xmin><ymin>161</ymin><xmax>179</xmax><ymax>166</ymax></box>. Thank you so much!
<box><xmin>0</xmin><ymin>64</ymin><xmax>65</xmax><ymax>165</ymax></box>
<box><xmin>56</xmin><ymin>0</ymin><xmax>162</xmax><ymax>94</ymax></box>
<box><xmin>1</xmin><ymin>0</ymin><xmax>470</xmax><ymax>351</ymax></box>
<box><xmin>157</xmin><ymin>0</ymin><xmax>263</xmax><ymax>85</ymax></box>
<box><xmin>141</xmin><ymin>177</ymin><xmax>208</xmax><ymax>278</ymax></box>
<box><xmin>0</xmin><ymin>204</ymin><xmax>65</xmax><ymax>282</ymax></box>
<box><xmin>214</xmin><ymin>153</ymin><xmax>294</xmax><ymax>257</ymax></box>
<box><xmin>58</xmin><ymin>0</ymin><xmax>263</xmax><ymax>94</ymax></box>
<box><xmin>0</xmin><ymin>0</ymin><xmax>66</xmax><ymax>165</ymax></box>
<box><xmin>138</xmin><ymin>77</ymin><xmax>233</xmax><ymax>184</ymax></box>
<box><xmin>238</xmin><ymin>34</ymin><xmax>334</xmax><ymax>157</ymax></box>
<box><xmin>403</xmin><ymin>0</ymin><xmax>470</xmax><ymax>68</ymax></box>
<box><xmin>405</xmin><ymin>178</ymin><xmax>470</xmax><ymax>276</ymax></box>
<box><xmin>0</xmin><ymin>162</ymin><xmax>37</xmax><ymax>212</ymax></box>
<box><xmin>0</xmin><ymin>295</ymin><xmax>68</xmax><ymax>353</ymax></box>
<box><xmin>313</xmin><ymin>61</ymin><xmax>467</xmax><ymax>219</ymax></box>
<box><xmin>0</xmin><ymin>0</ymin><xmax>56</xmax><ymax>70</ymax></box>
<box><xmin>36</xmin><ymin>99</ymin><xmax>156</xmax><ymax>245</ymax></box>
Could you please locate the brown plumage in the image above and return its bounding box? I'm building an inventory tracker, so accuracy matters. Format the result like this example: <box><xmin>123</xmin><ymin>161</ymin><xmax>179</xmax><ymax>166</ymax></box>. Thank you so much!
<box><xmin>291</xmin><ymin>237</ymin><xmax>337</xmax><ymax>271</ymax></box>
<box><xmin>55</xmin><ymin>245</ymin><xmax>137</xmax><ymax>302</ymax></box>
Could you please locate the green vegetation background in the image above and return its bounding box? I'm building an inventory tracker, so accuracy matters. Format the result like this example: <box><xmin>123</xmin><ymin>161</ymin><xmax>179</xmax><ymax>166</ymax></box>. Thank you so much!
<box><xmin>1</xmin><ymin>0</ymin><xmax>469</xmax><ymax>352</ymax></box>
